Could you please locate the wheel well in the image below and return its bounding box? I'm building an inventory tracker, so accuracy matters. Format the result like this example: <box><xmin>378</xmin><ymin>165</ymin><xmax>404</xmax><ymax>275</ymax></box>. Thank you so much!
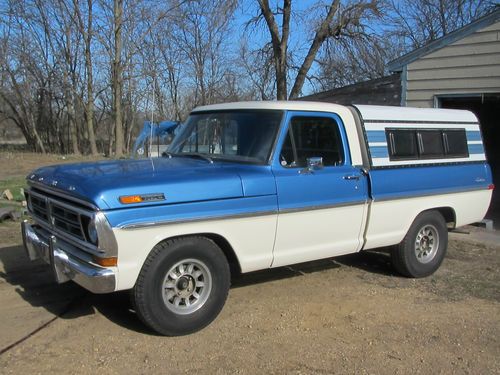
<box><xmin>201</xmin><ymin>233</ymin><xmax>242</xmax><ymax>276</ymax></box>
<box><xmin>159</xmin><ymin>233</ymin><xmax>242</xmax><ymax>276</ymax></box>
<box><xmin>426</xmin><ymin>207</ymin><xmax>456</xmax><ymax>228</ymax></box>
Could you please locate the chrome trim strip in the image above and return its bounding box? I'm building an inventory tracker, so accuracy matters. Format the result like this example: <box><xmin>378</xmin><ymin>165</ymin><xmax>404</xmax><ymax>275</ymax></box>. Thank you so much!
<box><xmin>373</xmin><ymin>185</ymin><xmax>489</xmax><ymax>203</ymax></box>
<box><xmin>279</xmin><ymin>200</ymin><xmax>367</xmax><ymax>214</ymax></box>
<box><xmin>267</xmin><ymin>110</ymin><xmax>287</xmax><ymax>165</ymax></box>
<box><xmin>362</xmin><ymin>119</ymin><xmax>479</xmax><ymax>125</ymax></box>
<box><xmin>94</xmin><ymin>211</ymin><xmax>118</xmax><ymax>257</ymax></box>
<box><xmin>119</xmin><ymin>200</ymin><xmax>368</xmax><ymax>230</ymax></box>
<box><xmin>119</xmin><ymin>209</ymin><xmax>278</xmax><ymax>229</ymax></box>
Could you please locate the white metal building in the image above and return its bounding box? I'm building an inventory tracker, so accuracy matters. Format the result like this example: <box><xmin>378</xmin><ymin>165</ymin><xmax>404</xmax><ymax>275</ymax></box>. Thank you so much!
<box><xmin>388</xmin><ymin>9</ymin><xmax>500</xmax><ymax>225</ymax></box>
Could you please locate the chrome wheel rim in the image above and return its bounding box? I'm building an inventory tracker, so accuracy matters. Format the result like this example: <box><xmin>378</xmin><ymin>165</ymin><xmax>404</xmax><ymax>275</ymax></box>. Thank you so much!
<box><xmin>162</xmin><ymin>259</ymin><xmax>212</xmax><ymax>315</ymax></box>
<box><xmin>414</xmin><ymin>224</ymin><xmax>439</xmax><ymax>264</ymax></box>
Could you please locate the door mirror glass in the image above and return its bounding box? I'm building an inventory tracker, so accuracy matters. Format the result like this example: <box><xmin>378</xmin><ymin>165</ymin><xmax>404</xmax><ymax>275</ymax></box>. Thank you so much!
<box><xmin>299</xmin><ymin>156</ymin><xmax>324</xmax><ymax>174</ymax></box>
<box><xmin>307</xmin><ymin>157</ymin><xmax>323</xmax><ymax>170</ymax></box>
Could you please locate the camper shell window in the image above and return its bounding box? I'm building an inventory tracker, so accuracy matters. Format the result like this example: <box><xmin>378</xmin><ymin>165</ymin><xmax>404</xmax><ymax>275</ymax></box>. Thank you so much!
<box><xmin>386</xmin><ymin>128</ymin><xmax>469</xmax><ymax>161</ymax></box>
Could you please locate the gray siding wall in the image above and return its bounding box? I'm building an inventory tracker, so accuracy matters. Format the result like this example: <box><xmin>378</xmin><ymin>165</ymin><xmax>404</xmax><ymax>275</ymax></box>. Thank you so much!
<box><xmin>405</xmin><ymin>21</ymin><xmax>500</xmax><ymax>108</ymax></box>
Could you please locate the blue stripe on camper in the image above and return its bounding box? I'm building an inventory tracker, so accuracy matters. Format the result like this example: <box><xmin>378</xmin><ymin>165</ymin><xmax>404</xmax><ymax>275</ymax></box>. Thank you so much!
<box><xmin>466</xmin><ymin>131</ymin><xmax>482</xmax><ymax>142</ymax></box>
<box><xmin>366</xmin><ymin>131</ymin><xmax>387</xmax><ymax>143</ymax></box>
<box><xmin>369</xmin><ymin>146</ymin><xmax>389</xmax><ymax>158</ymax></box>
<box><xmin>468</xmin><ymin>143</ymin><xmax>485</xmax><ymax>154</ymax></box>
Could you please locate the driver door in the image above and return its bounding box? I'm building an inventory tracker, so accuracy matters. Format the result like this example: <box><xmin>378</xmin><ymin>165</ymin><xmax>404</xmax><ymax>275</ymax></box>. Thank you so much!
<box><xmin>271</xmin><ymin>111</ymin><xmax>368</xmax><ymax>267</ymax></box>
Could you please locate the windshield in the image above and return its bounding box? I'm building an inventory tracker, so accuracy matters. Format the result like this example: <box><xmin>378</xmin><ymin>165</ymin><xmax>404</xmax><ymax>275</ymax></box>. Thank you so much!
<box><xmin>168</xmin><ymin>110</ymin><xmax>283</xmax><ymax>164</ymax></box>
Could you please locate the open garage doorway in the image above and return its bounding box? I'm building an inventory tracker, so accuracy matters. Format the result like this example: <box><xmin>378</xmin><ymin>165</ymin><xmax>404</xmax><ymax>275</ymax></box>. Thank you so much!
<box><xmin>437</xmin><ymin>94</ymin><xmax>500</xmax><ymax>228</ymax></box>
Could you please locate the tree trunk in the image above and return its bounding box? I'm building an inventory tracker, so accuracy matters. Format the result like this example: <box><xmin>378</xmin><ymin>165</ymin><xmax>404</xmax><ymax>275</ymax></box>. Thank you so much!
<box><xmin>85</xmin><ymin>0</ymin><xmax>98</xmax><ymax>155</ymax></box>
<box><xmin>113</xmin><ymin>0</ymin><xmax>124</xmax><ymax>157</ymax></box>
<box><xmin>289</xmin><ymin>0</ymin><xmax>340</xmax><ymax>99</ymax></box>
<box><xmin>258</xmin><ymin>0</ymin><xmax>291</xmax><ymax>100</ymax></box>
<box><xmin>64</xmin><ymin>23</ymin><xmax>80</xmax><ymax>155</ymax></box>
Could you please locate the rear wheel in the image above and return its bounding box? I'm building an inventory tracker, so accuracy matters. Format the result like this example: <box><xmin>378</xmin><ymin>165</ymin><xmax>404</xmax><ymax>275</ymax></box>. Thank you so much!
<box><xmin>132</xmin><ymin>236</ymin><xmax>230</xmax><ymax>336</ymax></box>
<box><xmin>391</xmin><ymin>211</ymin><xmax>448</xmax><ymax>278</ymax></box>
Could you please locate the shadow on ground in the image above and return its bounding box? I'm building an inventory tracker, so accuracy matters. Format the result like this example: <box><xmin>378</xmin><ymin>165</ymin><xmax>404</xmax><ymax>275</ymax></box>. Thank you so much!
<box><xmin>0</xmin><ymin>243</ymin><xmax>397</xmax><ymax>335</ymax></box>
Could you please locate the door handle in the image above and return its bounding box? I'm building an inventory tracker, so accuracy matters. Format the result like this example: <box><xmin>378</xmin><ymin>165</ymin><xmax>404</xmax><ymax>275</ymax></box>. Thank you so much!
<box><xmin>343</xmin><ymin>174</ymin><xmax>361</xmax><ymax>181</ymax></box>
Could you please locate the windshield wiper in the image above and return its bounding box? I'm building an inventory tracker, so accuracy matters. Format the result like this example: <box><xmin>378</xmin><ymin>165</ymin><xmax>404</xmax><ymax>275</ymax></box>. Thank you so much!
<box><xmin>171</xmin><ymin>152</ymin><xmax>214</xmax><ymax>164</ymax></box>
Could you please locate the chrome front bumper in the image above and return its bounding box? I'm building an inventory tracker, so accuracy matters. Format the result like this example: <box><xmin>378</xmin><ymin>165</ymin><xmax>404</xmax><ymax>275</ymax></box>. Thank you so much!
<box><xmin>21</xmin><ymin>221</ymin><xmax>116</xmax><ymax>294</ymax></box>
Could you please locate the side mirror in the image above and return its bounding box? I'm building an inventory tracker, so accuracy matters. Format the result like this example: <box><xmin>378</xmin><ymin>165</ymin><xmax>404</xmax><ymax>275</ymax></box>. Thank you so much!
<box><xmin>300</xmin><ymin>157</ymin><xmax>324</xmax><ymax>174</ymax></box>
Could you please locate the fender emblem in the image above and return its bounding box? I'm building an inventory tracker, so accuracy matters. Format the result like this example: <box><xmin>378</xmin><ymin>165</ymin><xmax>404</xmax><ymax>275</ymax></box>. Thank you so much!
<box><xmin>119</xmin><ymin>193</ymin><xmax>166</xmax><ymax>204</ymax></box>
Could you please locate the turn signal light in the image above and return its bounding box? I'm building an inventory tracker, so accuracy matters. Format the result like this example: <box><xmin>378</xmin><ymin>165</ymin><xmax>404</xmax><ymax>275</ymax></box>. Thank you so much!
<box><xmin>93</xmin><ymin>256</ymin><xmax>118</xmax><ymax>267</ymax></box>
<box><xmin>119</xmin><ymin>195</ymin><xmax>143</xmax><ymax>204</ymax></box>
<box><xmin>487</xmin><ymin>184</ymin><xmax>495</xmax><ymax>190</ymax></box>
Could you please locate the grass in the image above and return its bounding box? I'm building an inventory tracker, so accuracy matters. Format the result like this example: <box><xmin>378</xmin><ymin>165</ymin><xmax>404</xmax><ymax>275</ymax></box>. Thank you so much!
<box><xmin>0</xmin><ymin>176</ymin><xmax>27</xmax><ymax>202</ymax></box>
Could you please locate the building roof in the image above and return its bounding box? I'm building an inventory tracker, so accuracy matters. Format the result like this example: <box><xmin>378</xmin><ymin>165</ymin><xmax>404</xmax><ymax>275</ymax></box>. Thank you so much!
<box><xmin>388</xmin><ymin>8</ymin><xmax>500</xmax><ymax>72</ymax></box>
<box><xmin>299</xmin><ymin>74</ymin><xmax>401</xmax><ymax>106</ymax></box>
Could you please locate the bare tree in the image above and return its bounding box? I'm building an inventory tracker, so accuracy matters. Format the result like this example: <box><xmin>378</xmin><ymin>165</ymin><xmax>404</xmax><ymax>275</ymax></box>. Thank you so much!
<box><xmin>255</xmin><ymin>0</ymin><xmax>381</xmax><ymax>99</ymax></box>
<box><xmin>173</xmin><ymin>0</ymin><xmax>238</xmax><ymax>106</ymax></box>
<box><xmin>238</xmin><ymin>40</ymin><xmax>276</xmax><ymax>100</ymax></box>
<box><xmin>73</xmin><ymin>0</ymin><xmax>98</xmax><ymax>155</ymax></box>
<box><xmin>315</xmin><ymin>28</ymin><xmax>400</xmax><ymax>89</ymax></box>
<box><xmin>389</xmin><ymin>0</ymin><xmax>497</xmax><ymax>50</ymax></box>
<box><xmin>52</xmin><ymin>0</ymin><xmax>82</xmax><ymax>155</ymax></box>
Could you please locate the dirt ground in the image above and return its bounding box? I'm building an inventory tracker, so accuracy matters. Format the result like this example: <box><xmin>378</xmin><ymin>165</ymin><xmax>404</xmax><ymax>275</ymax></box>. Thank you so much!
<box><xmin>0</xmin><ymin>152</ymin><xmax>499</xmax><ymax>374</ymax></box>
<box><xmin>0</xmin><ymin>222</ymin><xmax>499</xmax><ymax>374</ymax></box>
<box><xmin>0</xmin><ymin>151</ymin><xmax>103</xmax><ymax>179</ymax></box>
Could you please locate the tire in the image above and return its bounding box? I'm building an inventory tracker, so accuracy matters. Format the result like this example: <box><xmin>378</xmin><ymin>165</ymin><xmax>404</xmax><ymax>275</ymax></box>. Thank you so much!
<box><xmin>132</xmin><ymin>236</ymin><xmax>230</xmax><ymax>336</ymax></box>
<box><xmin>391</xmin><ymin>211</ymin><xmax>448</xmax><ymax>278</ymax></box>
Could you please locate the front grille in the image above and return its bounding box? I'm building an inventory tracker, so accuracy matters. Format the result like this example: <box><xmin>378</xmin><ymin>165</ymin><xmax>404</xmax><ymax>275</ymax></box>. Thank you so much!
<box><xmin>27</xmin><ymin>190</ymin><xmax>93</xmax><ymax>243</ymax></box>
<box><xmin>51</xmin><ymin>203</ymin><xmax>85</xmax><ymax>240</ymax></box>
<box><xmin>30</xmin><ymin>194</ymin><xmax>49</xmax><ymax>221</ymax></box>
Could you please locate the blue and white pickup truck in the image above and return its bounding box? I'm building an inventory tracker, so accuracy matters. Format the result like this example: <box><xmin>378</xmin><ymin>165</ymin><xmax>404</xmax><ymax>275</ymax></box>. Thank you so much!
<box><xmin>22</xmin><ymin>101</ymin><xmax>493</xmax><ymax>335</ymax></box>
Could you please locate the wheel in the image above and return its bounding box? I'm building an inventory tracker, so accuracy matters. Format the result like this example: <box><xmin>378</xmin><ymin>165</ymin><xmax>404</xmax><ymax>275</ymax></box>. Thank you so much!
<box><xmin>391</xmin><ymin>211</ymin><xmax>448</xmax><ymax>278</ymax></box>
<box><xmin>132</xmin><ymin>236</ymin><xmax>230</xmax><ymax>335</ymax></box>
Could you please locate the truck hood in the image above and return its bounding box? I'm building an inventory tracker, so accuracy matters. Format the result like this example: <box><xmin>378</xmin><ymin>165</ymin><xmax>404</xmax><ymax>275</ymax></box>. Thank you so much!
<box><xmin>27</xmin><ymin>158</ymin><xmax>244</xmax><ymax>209</ymax></box>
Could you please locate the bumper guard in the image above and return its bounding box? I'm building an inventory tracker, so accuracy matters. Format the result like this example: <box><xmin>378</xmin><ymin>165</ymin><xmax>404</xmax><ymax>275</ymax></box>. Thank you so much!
<box><xmin>21</xmin><ymin>221</ymin><xmax>116</xmax><ymax>293</ymax></box>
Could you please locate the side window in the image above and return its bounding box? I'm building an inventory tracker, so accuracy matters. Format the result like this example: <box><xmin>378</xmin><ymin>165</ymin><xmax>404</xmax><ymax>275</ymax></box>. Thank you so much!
<box><xmin>280</xmin><ymin>116</ymin><xmax>344</xmax><ymax>168</ymax></box>
<box><xmin>387</xmin><ymin>128</ymin><xmax>470</xmax><ymax>160</ymax></box>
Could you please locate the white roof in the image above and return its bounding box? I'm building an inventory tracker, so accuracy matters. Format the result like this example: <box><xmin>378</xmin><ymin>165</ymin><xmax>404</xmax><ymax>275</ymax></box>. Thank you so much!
<box><xmin>355</xmin><ymin>104</ymin><xmax>478</xmax><ymax>124</ymax></box>
<box><xmin>192</xmin><ymin>101</ymin><xmax>478</xmax><ymax>124</ymax></box>
<box><xmin>192</xmin><ymin>100</ymin><xmax>348</xmax><ymax>113</ymax></box>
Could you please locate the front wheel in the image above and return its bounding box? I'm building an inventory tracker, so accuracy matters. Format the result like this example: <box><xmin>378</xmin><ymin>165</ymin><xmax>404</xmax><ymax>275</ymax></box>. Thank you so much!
<box><xmin>391</xmin><ymin>211</ymin><xmax>448</xmax><ymax>278</ymax></box>
<box><xmin>132</xmin><ymin>236</ymin><xmax>230</xmax><ymax>335</ymax></box>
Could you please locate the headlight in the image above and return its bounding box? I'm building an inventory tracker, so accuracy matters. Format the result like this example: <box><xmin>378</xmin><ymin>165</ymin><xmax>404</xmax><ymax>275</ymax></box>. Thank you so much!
<box><xmin>87</xmin><ymin>219</ymin><xmax>98</xmax><ymax>244</ymax></box>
